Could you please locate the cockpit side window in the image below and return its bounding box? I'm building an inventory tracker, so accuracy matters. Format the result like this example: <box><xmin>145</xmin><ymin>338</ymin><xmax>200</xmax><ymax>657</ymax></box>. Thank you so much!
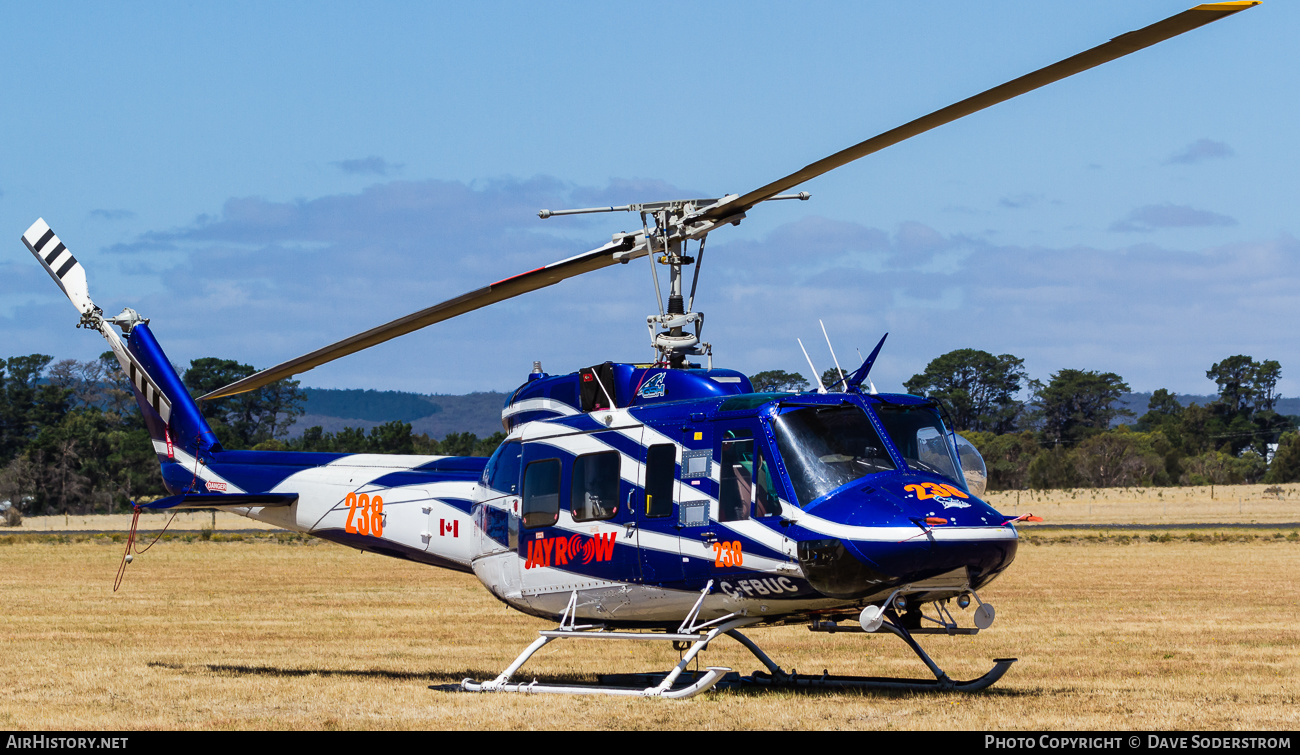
<box><xmin>873</xmin><ymin>403</ymin><xmax>965</xmax><ymax>489</ymax></box>
<box><xmin>719</xmin><ymin>431</ymin><xmax>753</xmax><ymax>522</ymax></box>
<box><xmin>718</xmin><ymin>432</ymin><xmax>781</xmax><ymax>520</ymax></box>
<box><xmin>752</xmin><ymin>449</ymin><xmax>778</xmax><ymax>518</ymax></box>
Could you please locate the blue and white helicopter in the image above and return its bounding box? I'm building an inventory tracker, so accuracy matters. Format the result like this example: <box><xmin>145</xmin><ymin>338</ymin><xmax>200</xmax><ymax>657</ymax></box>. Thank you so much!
<box><xmin>23</xmin><ymin>3</ymin><xmax>1255</xmax><ymax>698</ymax></box>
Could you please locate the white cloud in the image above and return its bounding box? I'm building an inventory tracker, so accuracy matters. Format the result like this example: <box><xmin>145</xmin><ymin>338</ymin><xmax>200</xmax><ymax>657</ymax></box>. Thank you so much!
<box><xmin>1163</xmin><ymin>139</ymin><xmax>1235</xmax><ymax>166</ymax></box>
<box><xmin>331</xmin><ymin>156</ymin><xmax>403</xmax><ymax>176</ymax></box>
<box><xmin>1108</xmin><ymin>203</ymin><xmax>1237</xmax><ymax>233</ymax></box>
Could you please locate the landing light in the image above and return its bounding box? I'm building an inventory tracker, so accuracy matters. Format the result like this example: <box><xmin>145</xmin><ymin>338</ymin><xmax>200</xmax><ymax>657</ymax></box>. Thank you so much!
<box><xmin>957</xmin><ymin>593</ymin><xmax>971</xmax><ymax>609</ymax></box>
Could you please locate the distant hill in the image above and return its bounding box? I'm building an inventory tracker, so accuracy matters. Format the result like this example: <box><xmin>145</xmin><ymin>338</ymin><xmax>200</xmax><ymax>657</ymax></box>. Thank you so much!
<box><xmin>289</xmin><ymin>387</ymin><xmax>1298</xmax><ymax>439</ymax></box>
<box><xmin>302</xmin><ymin>389</ymin><xmax>443</xmax><ymax>421</ymax></box>
<box><xmin>1116</xmin><ymin>392</ymin><xmax>1300</xmax><ymax>423</ymax></box>
<box><xmin>291</xmin><ymin>389</ymin><xmax>510</xmax><ymax>440</ymax></box>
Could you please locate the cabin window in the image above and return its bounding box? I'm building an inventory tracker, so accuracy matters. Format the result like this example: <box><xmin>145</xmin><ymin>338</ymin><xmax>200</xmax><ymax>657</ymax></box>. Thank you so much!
<box><xmin>483</xmin><ymin>440</ymin><xmax>522</xmax><ymax>495</ymax></box>
<box><xmin>571</xmin><ymin>451</ymin><xmax>621</xmax><ymax>522</ymax></box>
<box><xmin>522</xmin><ymin>459</ymin><xmax>561</xmax><ymax>528</ymax></box>
<box><xmin>643</xmin><ymin>444</ymin><xmax>676</xmax><ymax>518</ymax></box>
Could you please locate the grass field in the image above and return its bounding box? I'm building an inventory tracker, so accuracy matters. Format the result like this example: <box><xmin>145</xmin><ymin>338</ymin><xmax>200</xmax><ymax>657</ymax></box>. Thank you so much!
<box><xmin>986</xmin><ymin>483</ymin><xmax>1300</xmax><ymax>525</ymax></box>
<box><xmin>2</xmin><ymin>517</ymin><xmax>1297</xmax><ymax>730</ymax></box>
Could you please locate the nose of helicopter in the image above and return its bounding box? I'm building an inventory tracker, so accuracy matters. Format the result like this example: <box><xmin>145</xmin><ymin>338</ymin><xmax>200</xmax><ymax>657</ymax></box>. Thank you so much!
<box><xmin>796</xmin><ymin>476</ymin><xmax>1018</xmax><ymax>600</ymax></box>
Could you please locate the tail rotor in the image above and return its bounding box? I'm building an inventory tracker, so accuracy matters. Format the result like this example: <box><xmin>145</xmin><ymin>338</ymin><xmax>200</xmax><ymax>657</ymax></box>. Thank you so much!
<box><xmin>22</xmin><ymin>218</ymin><xmax>173</xmax><ymax>424</ymax></box>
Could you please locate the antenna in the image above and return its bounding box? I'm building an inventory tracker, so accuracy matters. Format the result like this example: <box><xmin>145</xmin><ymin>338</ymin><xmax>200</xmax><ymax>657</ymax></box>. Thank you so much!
<box><xmin>820</xmin><ymin>320</ymin><xmax>847</xmax><ymax>391</ymax></box>
<box><xmin>797</xmin><ymin>338</ymin><xmax>827</xmax><ymax>394</ymax></box>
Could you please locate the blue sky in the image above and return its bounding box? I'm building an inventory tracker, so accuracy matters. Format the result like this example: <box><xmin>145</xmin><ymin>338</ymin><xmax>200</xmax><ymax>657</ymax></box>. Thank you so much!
<box><xmin>2</xmin><ymin>1</ymin><xmax>1296</xmax><ymax>400</ymax></box>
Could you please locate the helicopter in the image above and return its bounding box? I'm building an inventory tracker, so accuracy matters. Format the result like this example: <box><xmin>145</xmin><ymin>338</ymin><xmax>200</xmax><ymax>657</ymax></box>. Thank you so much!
<box><xmin>22</xmin><ymin>3</ymin><xmax>1256</xmax><ymax>698</ymax></box>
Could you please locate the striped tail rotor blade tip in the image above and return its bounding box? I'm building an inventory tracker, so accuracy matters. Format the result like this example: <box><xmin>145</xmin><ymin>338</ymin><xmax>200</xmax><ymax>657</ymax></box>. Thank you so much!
<box><xmin>22</xmin><ymin>218</ymin><xmax>96</xmax><ymax>316</ymax></box>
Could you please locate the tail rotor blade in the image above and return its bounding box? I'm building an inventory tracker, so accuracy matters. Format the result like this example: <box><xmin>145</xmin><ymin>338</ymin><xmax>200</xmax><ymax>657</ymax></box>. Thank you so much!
<box><xmin>22</xmin><ymin>218</ymin><xmax>98</xmax><ymax>318</ymax></box>
<box><xmin>20</xmin><ymin>218</ymin><xmax>173</xmax><ymax>423</ymax></box>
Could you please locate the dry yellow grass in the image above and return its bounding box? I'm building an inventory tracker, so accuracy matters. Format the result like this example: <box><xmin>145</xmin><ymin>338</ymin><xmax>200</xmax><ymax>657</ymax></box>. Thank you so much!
<box><xmin>14</xmin><ymin>510</ymin><xmax>282</xmax><ymax>533</ymax></box>
<box><xmin>1</xmin><ymin>530</ymin><xmax>1297</xmax><ymax>730</ymax></box>
<box><xmin>987</xmin><ymin>483</ymin><xmax>1300</xmax><ymax>525</ymax></box>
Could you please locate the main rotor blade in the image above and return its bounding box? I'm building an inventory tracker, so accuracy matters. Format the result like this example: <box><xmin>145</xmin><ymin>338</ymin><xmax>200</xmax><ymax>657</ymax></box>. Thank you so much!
<box><xmin>200</xmin><ymin>234</ymin><xmax>638</xmax><ymax>401</ymax></box>
<box><xmin>700</xmin><ymin>2</ymin><xmax>1258</xmax><ymax>221</ymax></box>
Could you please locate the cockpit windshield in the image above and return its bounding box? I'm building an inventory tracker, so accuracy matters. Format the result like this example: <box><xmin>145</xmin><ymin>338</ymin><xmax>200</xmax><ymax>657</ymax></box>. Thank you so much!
<box><xmin>770</xmin><ymin>405</ymin><xmax>896</xmax><ymax>507</ymax></box>
<box><xmin>873</xmin><ymin>402</ymin><xmax>965</xmax><ymax>489</ymax></box>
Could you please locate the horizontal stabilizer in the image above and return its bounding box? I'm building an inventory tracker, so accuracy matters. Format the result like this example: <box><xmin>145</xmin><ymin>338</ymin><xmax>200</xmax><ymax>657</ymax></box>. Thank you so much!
<box><xmin>22</xmin><ymin>218</ymin><xmax>96</xmax><ymax>317</ymax></box>
<box><xmin>141</xmin><ymin>493</ymin><xmax>299</xmax><ymax>510</ymax></box>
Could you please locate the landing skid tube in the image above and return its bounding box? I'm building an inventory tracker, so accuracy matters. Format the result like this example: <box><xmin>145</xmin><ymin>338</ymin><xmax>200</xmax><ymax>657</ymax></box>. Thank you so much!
<box><xmin>460</xmin><ymin>583</ymin><xmax>761</xmax><ymax>699</ymax></box>
<box><xmin>730</xmin><ymin>617</ymin><xmax>1016</xmax><ymax>693</ymax></box>
<box><xmin>459</xmin><ymin>586</ymin><xmax>1015</xmax><ymax>698</ymax></box>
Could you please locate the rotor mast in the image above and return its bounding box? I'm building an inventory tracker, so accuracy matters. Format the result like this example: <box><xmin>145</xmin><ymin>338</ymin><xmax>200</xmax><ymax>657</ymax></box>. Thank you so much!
<box><xmin>539</xmin><ymin>193</ymin><xmax>810</xmax><ymax>368</ymax></box>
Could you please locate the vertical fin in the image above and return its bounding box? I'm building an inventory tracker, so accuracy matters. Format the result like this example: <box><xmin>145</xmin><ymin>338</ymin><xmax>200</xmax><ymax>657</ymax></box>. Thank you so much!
<box><xmin>99</xmin><ymin>323</ymin><xmax>173</xmax><ymax>425</ymax></box>
<box><xmin>847</xmin><ymin>333</ymin><xmax>889</xmax><ymax>392</ymax></box>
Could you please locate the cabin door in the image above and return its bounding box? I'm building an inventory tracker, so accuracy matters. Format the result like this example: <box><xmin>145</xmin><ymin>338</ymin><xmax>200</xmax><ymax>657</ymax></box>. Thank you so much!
<box><xmin>632</xmin><ymin>432</ymin><xmax>684</xmax><ymax>586</ymax></box>
<box><xmin>515</xmin><ymin>434</ymin><xmax>642</xmax><ymax>595</ymax></box>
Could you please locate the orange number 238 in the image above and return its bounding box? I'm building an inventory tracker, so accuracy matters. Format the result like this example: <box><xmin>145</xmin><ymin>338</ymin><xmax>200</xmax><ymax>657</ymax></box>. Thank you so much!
<box><xmin>344</xmin><ymin>492</ymin><xmax>385</xmax><ymax>537</ymax></box>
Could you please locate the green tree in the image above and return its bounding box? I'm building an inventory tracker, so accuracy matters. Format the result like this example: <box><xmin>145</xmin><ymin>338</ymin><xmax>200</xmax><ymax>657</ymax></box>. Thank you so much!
<box><xmin>25</xmin><ymin>409</ymin><xmax>111</xmax><ymax>515</ymax></box>
<box><xmin>1026</xmin><ymin>446</ymin><xmax>1081</xmax><ymax>490</ymax></box>
<box><xmin>1204</xmin><ymin>356</ymin><xmax>1293</xmax><ymax>456</ymax></box>
<box><xmin>1029</xmin><ymin>369</ymin><xmax>1132</xmax><ymax>445</ymax></box>
<box><xmin>904</xmin><ymin>349</ymin><xmax>1026</xmax><ymax>434</ymax></box>
<box><xmin>182</xmin><ymin>358</ymin><xmax>305</xmax><ymax>449</ymax></box>
<box><xmin>749</xmin><ymin>370</ymin><xmax>809</xmax><ymax>393</ymax></box>
<box><xmin>1135</xmin><ymin>389</ymin><xmax>1183</xmax><ymax>429</ymax></box>
<box><xmin>1180</xmin><ymin>449</ymin><xmax>1266</xmax><ymax>485</ymax></box>
<box><xmin>1206</xmin><ymin>355</ymin><xmax>1281</xmax><ymax>415</ymax></box>
<box><xmin>1</xmin><ymin>355</ymin><xmax>71</xmax><ymax>463</ymax></box>
<box><xmin>1173</xmin><ymin>402</ymin><xmax>1221</xmax><ymax>456</ymax></box>
<box><xmin>473</xmin><ymin>431</ymin><xmax>507</xmax><ymax>457</ymax></box>
<box><xmin>438</xmin><ymin>431</ymin><xmax>480</xmax><ymax>457</ymax></box>
<box><xmin>1071</xmin><ymin>427</ymin><xmax>1169</xmax><ymax>488</ymax></box>
<box><xmin>960</xmin><ymin>430</ymin><xmax>1039</xmax><ymax>491</ymax></box>
<box><xmin>1264</xmin><ymin>432</ymin><xmax>1300</xmax><ymax>483</ymax></box>
<box><xmin>820</xmin><ymin>367</ymin><xmax>849</xmax><ymax>391</ymax></box>
<box><xmin>367</xmin><ymin>421</ymin><xmax>416</xmax><ymax>454</ymax></box>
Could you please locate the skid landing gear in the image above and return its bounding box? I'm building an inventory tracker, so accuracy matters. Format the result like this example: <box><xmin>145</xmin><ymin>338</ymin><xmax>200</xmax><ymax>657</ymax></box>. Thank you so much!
<box><xmin>736</xmin><ymin>617</ymin><xmax>1017</xmax><ymax>693</ymax></box>
<box><xmin>733</xmin><ymin>588</ymin><xmax>1018</xmax><ymax>693</ymax></box>
<box><xmin>461</xmin><ymin>583</ymin><xmax>761</xmax><ymax>698</ymax></box>
<box><xmin>459</xmin><ymin>584</ymin><xmax>1015</xmax><ymax>698</ymax></box>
